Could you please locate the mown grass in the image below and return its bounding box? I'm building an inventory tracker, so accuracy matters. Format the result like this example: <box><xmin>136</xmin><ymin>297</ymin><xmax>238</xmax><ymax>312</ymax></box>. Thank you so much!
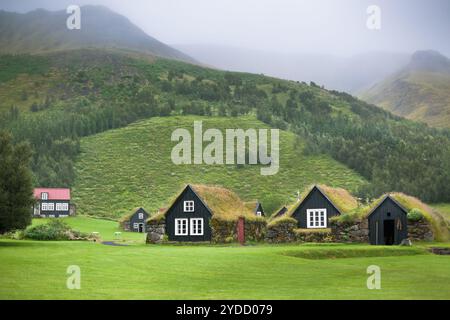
<box><xmin>73</xmin><ymin>115</ymin><xmax>366</xmax><ymax>219</ymax></box>
<box><xmin>31</xmin><ymin>217</ymin><xmax>145</xmax><ymax>243</ymax></box>
<box><xmin>0</xmin><ymin>240</ymin><xmax>449</xmax><ymax>300</ymax></box>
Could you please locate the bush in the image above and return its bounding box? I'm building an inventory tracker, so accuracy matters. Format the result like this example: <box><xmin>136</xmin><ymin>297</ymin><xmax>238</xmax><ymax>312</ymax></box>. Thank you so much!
<box><xmin>408</xmin><ymin>208</ymin><xmax>424</xmax><ymax>222</ymax></box>
<box><xmin>23</xmin><ymin>220</ymin><xmax>87</xmax><ymax>241</ymax></box>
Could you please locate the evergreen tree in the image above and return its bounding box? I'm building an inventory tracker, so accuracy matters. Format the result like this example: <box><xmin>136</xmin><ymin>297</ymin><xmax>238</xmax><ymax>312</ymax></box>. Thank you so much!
<box><xmin>0</xmin><ymin>132</ymin><xmax>34</xmax><ymax>233</ymax></box>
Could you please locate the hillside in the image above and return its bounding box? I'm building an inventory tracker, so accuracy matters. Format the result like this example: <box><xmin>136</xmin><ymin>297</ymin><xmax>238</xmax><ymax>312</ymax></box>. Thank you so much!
<box><xmin>0</xmin><ymin>6</ymin><xmax>194</xmax><ymax>62</ymax></box>
<box><xmin>361</xmin><ymin>50</ymin><xmax>450</xmax><ymax>128</ymax></box>
<box><xmin>1</xmin><ymin>48</ymin><xmax>450</xmax><ymax>204</ymax></box>
<box><xmin>72</xmin><ymin>116</ymin><xmax>365</xmax><ymax>218</ymax></box>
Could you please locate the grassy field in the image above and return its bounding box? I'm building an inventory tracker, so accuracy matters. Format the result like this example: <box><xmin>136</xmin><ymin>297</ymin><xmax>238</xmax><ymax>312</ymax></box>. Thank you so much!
<box><xmin>31</xmin><ymin>217</ymin><xmax>145</xmax><ymax>243</ymax></box>
<box><xmin>0</xmin><ymin>239</ymin><xmax>449</xmax><ymax>300</ymax></box>
<box><xmin>73</xmin><ymin>115</ymin><xmax>366</xmax><ymax>219</ymax></box>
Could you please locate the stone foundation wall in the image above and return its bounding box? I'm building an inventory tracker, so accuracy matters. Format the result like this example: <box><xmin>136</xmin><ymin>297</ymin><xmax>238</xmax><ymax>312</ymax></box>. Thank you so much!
<box><xmin>330</xmin><ymin>219</ymin><xmax>369</xmax><ymax>243</ymax></box>
<box><xmin>146</xmin><ymin>222</ymin><xmax>166</xmax><ymax>244</ymax></box>
<box><xmin>407</xmin><ymin>219</ymin><xmax>434</xmax><ymax>242</ymax></box>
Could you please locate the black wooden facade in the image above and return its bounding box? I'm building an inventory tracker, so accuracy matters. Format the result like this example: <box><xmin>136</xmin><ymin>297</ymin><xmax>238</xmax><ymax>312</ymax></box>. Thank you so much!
<box><xmin>34</xmin><ymin>200</ymin><xmax>71</xmax><ymax>217</ymax></box>
<box><xmin>165</xmin><ymin>185</ymin><xmax>212</xmax><ymax>242</ymax></box>
<box><xmin>291</xmin><ymin>186</ymin><xmax>341</xmax><ymax>228</ymax></box>
<box><xmin>128</xmin><ymin>208</ymin><xmax>149</xmax><ymax>233</ymax></box>
<box><xmin>368</xmin><ymin>196</ymin><xmax>408</xmax><ymax>245</ymax></box>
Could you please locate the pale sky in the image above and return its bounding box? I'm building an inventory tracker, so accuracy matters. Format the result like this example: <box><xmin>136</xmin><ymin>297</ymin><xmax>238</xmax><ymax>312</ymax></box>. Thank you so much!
<box><xmin>1</xmin><ymin>0</ymin><xmax>449</xmax><ymax>56</ymax></box>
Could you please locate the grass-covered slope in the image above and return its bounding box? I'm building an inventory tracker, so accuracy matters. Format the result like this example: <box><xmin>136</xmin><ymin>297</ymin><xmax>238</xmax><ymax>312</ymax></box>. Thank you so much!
<box><xmin>72</xmin><ymin>116</ymin><xmax>366</xmax><ymax>218</ymax></box>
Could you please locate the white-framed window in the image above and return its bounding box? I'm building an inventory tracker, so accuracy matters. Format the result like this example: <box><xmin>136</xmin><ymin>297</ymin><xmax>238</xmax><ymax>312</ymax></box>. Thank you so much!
<box><xmin>190</xmin><ymin>218</ymin><xmax>204</xmax><ymax>236</ymax></box>
<box><xmin>41</xmin><ymin>192</ymin><xmax>48</xmax><ymax>200</ymax></box>
<box><xmin>41</xmin><ymin>202</ymin><xmax>55</xmax><ymax>211</ymax></box>
<box><xmin>307</xmin><ymin>209</ymin><xmax>327</xmax><ymax>228</ymax></box>
<box><xmin>175</xmin><ymin>218</ymin><xmax>188</xmax><ymax>236</ymax></box>
<box><xmin>56</xmin><ymin>203</ymin><xmax>69</xmax><ymax>211</ymax></box>
<box><xmin>138</xmin><ymin>212</ymin><xmax>144</xmax><ymax>219</ymax></box>
<box><xmin>184</xmin><ymin>201</ymin><xmax>194</xmax><ymax>212</ymax></box>
<box><xmin>256</xmin><ymin>211</ymin><xmax>262</xmax><ymax>217</ymax></box>
<box><xmin>133</xmin><ymin>223</ymin><xmax>139</xmax><ymax>229</ymax></box>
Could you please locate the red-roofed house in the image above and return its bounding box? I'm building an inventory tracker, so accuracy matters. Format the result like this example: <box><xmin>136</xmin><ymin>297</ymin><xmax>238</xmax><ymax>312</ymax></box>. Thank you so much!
<box><xmin>33</xmin><ymin>188</ymin><xmax>74</xmax><ymax>218</ymax></box>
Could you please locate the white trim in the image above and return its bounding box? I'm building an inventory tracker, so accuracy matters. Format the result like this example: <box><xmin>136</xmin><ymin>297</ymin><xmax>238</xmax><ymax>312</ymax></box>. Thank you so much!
<box><xmin>306</xmin><ymin>209</ymin><xmax>327</xmax><ymax>228</ymax></box>
<box><xmin>175</xmin><ymin>218</ymin><xmax>188</xmax><ymax>236</ymax></box>
<box><xmin>56</xmin><ymin>203</ymin><xmax>68</xmax><ymax>211</ymax></box>
<box><xmin>41</xmin><ymin>192</ymin><xmax>48</xmax><ymax>200</ymax></box>
<box><xmin>190</xmin><ymin>218</ymin><xmax>204</xmax><ymax>236</ymax></box>
<box><xmin>184</xmin><ymin>201</ymin><xmax>195</xmax><ymax>212</ymax></box>
<box><xmin>138</xmin><ymin>212</ymin><xmax>144</xmax><ymax>219</ymax></box>
<box><xmin>256</xmin><ymin>211</ymin><xmax>262</xmax><ymax>217</ymax></box>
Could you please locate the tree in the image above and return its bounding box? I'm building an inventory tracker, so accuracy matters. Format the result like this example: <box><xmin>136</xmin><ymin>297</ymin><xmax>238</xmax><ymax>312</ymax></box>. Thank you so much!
<box><xmin>0</xmin><ymin>132</ymin><xmax>34</xmax><ymax>233</ymax></box>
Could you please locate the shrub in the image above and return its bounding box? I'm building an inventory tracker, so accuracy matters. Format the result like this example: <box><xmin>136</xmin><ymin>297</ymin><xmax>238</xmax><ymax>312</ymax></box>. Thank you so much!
<box><xmin>23</xmin><ymin>220</ymin><xmax>87</xmax><ymax>241</ymax></box>
<box><xmin>408</xmin><ymin>208</ymin><xmax>424</xmax><ymax>222</ymax></box>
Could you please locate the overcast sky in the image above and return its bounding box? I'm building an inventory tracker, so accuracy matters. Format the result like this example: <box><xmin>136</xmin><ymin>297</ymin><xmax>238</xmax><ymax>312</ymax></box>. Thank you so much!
<box><xmin>1</xmin><ymin>0</ymin><xmax>449</xmax><ymax>57</ymax></box>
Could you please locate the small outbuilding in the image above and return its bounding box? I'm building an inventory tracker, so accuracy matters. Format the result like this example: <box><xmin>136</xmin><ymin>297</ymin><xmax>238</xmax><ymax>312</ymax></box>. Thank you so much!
<box><xmin>272</xmin><ymin>206</ymin><xmax>288</xmax><ymax>219</ymax></box>
<box><xmin>367</xmin><ymin>195</ymin><xmax>408</xmax><ymax>245</ymax></box>
<box><xmin>245</xmin><ymin>201</ymin><xmax>265</xmax><ymax>217</ymax></box>
<box><xmin>119</xmin><ymin>207</ymin><xmax>149</xmax><ymax>233</ymax></box>
<box><xmin>287</xmin><ymin>185</ymin><xmax>358</xmax><ymax>229</ymax></box>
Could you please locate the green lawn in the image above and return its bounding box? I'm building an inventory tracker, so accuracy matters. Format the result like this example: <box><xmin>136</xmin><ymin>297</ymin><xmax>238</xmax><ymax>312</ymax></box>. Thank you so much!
<box><xmin>31</xmin><ymin>217</ymin><xmax>146</xmax><ymax>243</ymax></box>
<box><xmin>73</xmin><ymin>115</ymin><xmax>366</xmax><ymax>219</ymax></box>
<box><xmin>1</xmin><ymin>239</ymin><xmax>449</xmax><ymax>300</ymax></box>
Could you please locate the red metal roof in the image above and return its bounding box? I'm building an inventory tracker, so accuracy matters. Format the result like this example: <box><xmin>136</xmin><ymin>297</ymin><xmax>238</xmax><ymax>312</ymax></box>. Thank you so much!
<box><xmin>34</xmin><ymin>188</ymin><xmax>71</xmax><ymax>200</ymax></box>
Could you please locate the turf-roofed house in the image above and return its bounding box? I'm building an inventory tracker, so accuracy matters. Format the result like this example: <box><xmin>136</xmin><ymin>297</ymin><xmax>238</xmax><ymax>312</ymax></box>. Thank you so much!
<box><xmin>288</xmin><ymin>185</ymin><xmax>358</xmax><ymax>229</ymax></box>
<box><xmin>33</xmin><ymin>188</ymin><xmax>73</xmax><ymax>218</ymax></box>
<box><xmin>146</xmin><ymin>184</ymin><xmax>259</xmax><ymax>243</ymax></box>
<box><xmin>119</xmin><ymin>207</ymin><xmax>150</xmax><ymax>233</ymax></box>
<box><xmin>245</xmin><ymin>201</ymin><xmax>265</xmax><ymax>217</ymax></box>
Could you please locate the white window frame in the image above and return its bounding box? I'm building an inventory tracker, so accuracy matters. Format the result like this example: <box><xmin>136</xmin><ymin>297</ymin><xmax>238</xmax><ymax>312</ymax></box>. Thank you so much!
<box><xmin>56</xmin><ymin>203</ymin><xmax>69</xmax><ymax>211</ymax></box>
<box><xmin>190</xmin><ymin>218</ymin><xmax>204</xmax><ymax>236</ymax></box>
<box><xmin>175</xmin><ymin>218</ymin><xmax>188</xmax><ymax>236</ymax></box>
<box><xmin>41</xmin><ymin>192</ymin><xmax>48</xmax><ymax>200</ymax></box>
<box><xmin>256</xmin><ymin>211</ymin><xmax>262</xmax><ymax>217</ymax></box>
<box><xmin>138</xmin><ymin>212</ymin><xmax>144</xmax><ymax>219</ymax></box>
<box><xmin>133</xmin><ymin>223</ymin><xmax>139</xmax><ymax>229</ymax></box>
<box><xmin>41</xmin><ymin>202</ymin><xmax>54</xmax><ymax>211</ymax></box>
<box><xmin>184</xmin><ymin>201</ymin><xmax>195</xmax><ymax>212</ymax></box>
<box><xmin>307</xmin><ymin>209</ymin><xmax>327</xmax><ymax>229</ymax></box>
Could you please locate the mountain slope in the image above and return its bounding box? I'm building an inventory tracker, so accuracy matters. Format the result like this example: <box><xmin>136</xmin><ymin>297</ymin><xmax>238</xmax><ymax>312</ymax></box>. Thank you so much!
<box><xmin>0</xmin><ymin>6</ymin><xmax>194</xmax><ymax>63</ymax></box>
<box><xmin>73</xmin><ymin>116</ymin><xmax>366</xmax><ymax>218</ymax></box>
<box><xmin>361</xmin><ymin>50</ymin><xmax>450</xmax><ymax>128</ymax></box>
<box><xmin>174</xmin><ymin>44</ymin><xmax>409</xmax><ymax>93</ymax></box>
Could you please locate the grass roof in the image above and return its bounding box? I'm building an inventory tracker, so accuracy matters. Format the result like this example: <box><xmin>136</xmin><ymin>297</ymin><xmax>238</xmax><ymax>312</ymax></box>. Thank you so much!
<box><xmin>286</xmin><ymin>184</ymin><xmax>359</xmax><ymax>217</ymax></box>
<box><xmin>118</xmin><ymin>207</ymin><xmax>147</xmax><ymax>223</ymax></box>
<box><xmin>358</xmin><ymin>192</ymin><xmax>449</xmax><ymax>241</ymax></box>
<box><xmin>148</xmin><ymin>184</ymin><xmax>254</xmax><ymax>222</ymax></box>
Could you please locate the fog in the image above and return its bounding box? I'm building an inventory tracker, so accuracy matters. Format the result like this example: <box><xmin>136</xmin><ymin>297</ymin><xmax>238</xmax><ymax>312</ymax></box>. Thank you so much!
<box><xmin>1</xmin><ymin>0</ymin><xmax>449</xmax><ymax>57</ymax></box>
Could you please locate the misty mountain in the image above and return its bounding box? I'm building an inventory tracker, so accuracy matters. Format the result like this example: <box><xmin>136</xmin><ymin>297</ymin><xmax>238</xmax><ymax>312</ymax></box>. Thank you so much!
<box><xmin>174</xmin><ymin>44</ymin><xmax>410</xmax><ymax>93</ymax></box>
<box><xmin>0</xmin><ymin>5</ymin><xmax>195</xmax><ymax>63</ymax></box>
<box><xmin>361</xmin><ymin>50</ymin><xmax>450</xmax><ymax>128</ymax></box>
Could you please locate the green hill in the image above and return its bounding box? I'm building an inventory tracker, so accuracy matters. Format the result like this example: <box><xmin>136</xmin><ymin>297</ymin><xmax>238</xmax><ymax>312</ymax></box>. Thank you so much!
<box><xmin>73</xmin><ymin>116</ymin><xmax>365</xmax><ymax>218</ymax></box>
<box><xmin>1</xmin><ymin>48</ymin><xmax>450</xmax><ymax>204</ymax></box>
<box><xmin>361</xmin><ymin>50</ymin><xmax>450</xmax><ymax>128</ymax></box>
<box><xmin>0</xmin><ymin>6</ymin><xmax>194</xmax><ymax>62</ymax></box>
